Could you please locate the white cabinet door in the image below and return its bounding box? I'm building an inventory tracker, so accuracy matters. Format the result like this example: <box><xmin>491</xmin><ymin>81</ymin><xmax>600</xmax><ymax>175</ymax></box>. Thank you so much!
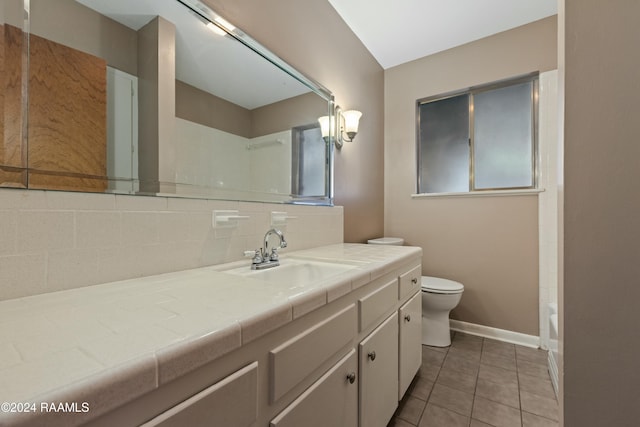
<box><xmin>270</xmin><ymin>349</ymin><xmax>358</xmax><ymax>427</ymax></box>
<box><xmin>359</xmin><ymin>312</ymin><xmax>399</xmax><ymax>427</ymax></box>
<box><xmin>398</xmin><ymin>291</ymin><xmax>422</xmax><ymax>399</ymax></box>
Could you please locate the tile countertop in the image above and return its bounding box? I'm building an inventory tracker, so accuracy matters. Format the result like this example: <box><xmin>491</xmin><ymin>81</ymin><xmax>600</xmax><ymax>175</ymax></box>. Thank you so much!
<box><xmin>0</xmin><ymin>243</ymin><xmax>421</xmax><ymax>427</ymax></box>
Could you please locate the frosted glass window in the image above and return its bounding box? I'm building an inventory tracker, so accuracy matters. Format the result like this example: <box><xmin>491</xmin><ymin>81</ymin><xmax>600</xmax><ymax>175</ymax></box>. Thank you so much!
<box><xmin>291</xmin><ymin>125</ymin><xmax>327</xmax><ymax>197</ymax></box>
<box><xmin>416</xmin><ymin>75</ymin><xmax>537</xmax><ymax>194</ymax></box>
<box><xmin>418</xmin><ymin>94</ymin><xmax>470</xmax><ymax>193</ymax></box>
<box><xmin>473</xmin><ymin>82</ymin><xmax>534</xmax><ymax>189</ymax></box>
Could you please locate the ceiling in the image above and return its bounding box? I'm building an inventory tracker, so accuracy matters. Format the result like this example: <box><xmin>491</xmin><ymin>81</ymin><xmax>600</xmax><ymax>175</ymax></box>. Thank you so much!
<box><xmin>327</xmin><ymin>0</ymin><xmax>557</xmax><ymax>69</ymax></box>
<box><xmin>76</xmin><ymin>0</ymin><xmax>311</xmax><ymax>109</ymax></box>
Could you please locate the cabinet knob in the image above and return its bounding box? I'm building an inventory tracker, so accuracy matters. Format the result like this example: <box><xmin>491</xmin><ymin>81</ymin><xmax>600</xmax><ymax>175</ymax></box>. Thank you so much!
<box><xmin>346</xmin><ymin>372</ymin><xmax>356</xmax><ymax>384</ymax></box>
<box><xmin>411</xmin><ymin>278</ymin><xmax>418</xmax><ymax>284</ymax></box>
<box><xmin>404</xmin><ymin>314</ymin><xmax>411</xmax><ymax>322</ymax></box>
<box><xmin>368</xmin><ymin>351</ymin><xmax>376</xmax><ymax>361</ymax></box>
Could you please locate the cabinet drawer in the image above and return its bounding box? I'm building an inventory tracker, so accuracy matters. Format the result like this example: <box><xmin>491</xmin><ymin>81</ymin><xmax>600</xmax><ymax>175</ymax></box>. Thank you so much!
<box><xmin>270</xmin><ymin>304</ymin><xmax>357</xmax><ymax>403</ymax></box>
<box><xmin>270</xmin><ymin>349</ymin><xmax>358</xmax><ymax>427</ymax></box>
<box><xmin>399</xmin><ymin>291</ymin><xmax>422</xmax><ymax>400</ymax></box>
<box><xmin>359</xmin><ymin>279</ymin><xmax>398</xmax><ymax>331</ymax></box>
<box><xmin>141</xmin><ymin>362</ymin><xmax>258</xmax><ymax>427</ymax></box>
<box><xmin>399</xmin><ymin>265</ymin><xmax>421</xmax><ymax>301</ymax></box>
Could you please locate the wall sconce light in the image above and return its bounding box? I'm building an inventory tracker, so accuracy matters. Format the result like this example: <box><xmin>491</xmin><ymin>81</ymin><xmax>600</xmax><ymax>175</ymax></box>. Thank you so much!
<box><xmin>318</xmin><ymin>106</ymin><xmax>362</xmax><ymax>149</ymax></box>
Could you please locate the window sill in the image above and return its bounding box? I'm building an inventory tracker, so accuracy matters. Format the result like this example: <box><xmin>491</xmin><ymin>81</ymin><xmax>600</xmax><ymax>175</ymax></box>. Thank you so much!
<box><xmin>411</xmin><ymin>188</ymin><xmax>544</xmax><ymax>199</ymax></box>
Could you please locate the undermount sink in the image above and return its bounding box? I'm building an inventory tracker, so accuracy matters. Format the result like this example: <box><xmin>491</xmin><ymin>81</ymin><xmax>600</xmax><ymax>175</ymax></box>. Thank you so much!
<box><xmin>222</xmin><ymin>258</ymin><xmax>360</xmax><ymax>283</ymax></box>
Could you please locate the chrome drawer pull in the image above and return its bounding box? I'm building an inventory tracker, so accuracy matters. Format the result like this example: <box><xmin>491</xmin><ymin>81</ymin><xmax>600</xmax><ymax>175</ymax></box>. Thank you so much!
<box><xmin>368</xmin><ymin>351</ymin><xmax>376</xmax><ymax>361</ymax></box>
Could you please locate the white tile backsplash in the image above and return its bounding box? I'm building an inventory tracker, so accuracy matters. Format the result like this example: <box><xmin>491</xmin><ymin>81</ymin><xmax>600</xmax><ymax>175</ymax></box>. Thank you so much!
<box><xmin>0</xmin><ymin>210</ymin><xmax>17</xmax><ymax>255</ymax></box>
<box><xmin>17</xmin><ymin>211</ymin><xmax>75</xmax><ymax>252</ymax></box>
<box><xmin>0</xmin><ymin>188</ymin><xmax>343</xmax><ymax>300</ymax></box>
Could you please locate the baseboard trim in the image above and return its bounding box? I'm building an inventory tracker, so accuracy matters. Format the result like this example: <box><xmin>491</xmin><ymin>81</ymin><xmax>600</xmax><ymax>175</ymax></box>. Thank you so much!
<box><xmin>450</xmin><ymin>320</ymin><xmax>540</xmax><ymax>348</ymax></box>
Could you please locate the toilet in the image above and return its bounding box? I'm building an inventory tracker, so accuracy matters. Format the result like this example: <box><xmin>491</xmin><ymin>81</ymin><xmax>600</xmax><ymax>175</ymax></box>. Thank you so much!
<box><xmin>367</xmin><ymin>237</ymin><xmax>464</xmax><ymax>347</ymax></box>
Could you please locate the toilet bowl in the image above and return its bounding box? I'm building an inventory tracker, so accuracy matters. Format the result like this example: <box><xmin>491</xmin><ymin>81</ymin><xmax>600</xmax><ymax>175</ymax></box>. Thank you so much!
<box><xmin>421</xmin><ymin>276</ymin><xmax>464</xmax><ymax>347</ymax></box>
<box><xmin>367</xmin><ymin>237</ymin><xmax>464</xmax><ymax>347</ymax></box>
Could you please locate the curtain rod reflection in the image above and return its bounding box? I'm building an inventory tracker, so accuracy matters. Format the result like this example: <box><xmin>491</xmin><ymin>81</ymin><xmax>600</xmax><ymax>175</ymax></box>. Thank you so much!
<box><xmin>245</xmin><ymin>138</ymin><xmax>285</xmax><ymax>150</ymax></box>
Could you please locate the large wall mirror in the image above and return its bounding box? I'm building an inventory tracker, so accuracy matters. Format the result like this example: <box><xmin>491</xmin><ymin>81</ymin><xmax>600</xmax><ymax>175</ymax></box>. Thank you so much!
<box><xmin>0</xmin><ymin>0</ymin><xmax>335</xmax><ymax>204</ymax></box>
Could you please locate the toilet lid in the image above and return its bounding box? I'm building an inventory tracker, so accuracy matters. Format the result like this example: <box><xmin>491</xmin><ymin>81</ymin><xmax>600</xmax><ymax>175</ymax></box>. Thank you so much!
<box><xmin>421</xmin><ymin>276</ymin><xmax>464</xmax><ymax>294</ymax></box>
<box><xmin>367</xmin><ymin>237</ymin><xmax>404</xmax><ymax>245</ymax></box>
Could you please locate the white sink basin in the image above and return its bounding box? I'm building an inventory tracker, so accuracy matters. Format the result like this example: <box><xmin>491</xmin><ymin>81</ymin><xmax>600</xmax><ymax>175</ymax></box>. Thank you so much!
<box><xmin>222</xmin><ymin>258</ymin><xmax>360</xmax><ymax>283</ymax></box>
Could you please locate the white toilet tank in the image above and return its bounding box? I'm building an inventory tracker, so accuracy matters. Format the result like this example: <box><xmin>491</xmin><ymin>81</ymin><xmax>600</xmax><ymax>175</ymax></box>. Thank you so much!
<box><xmin>367</xmin><ymin>237</ymin><xmax>404</xmax><ymax>246</ymax></box>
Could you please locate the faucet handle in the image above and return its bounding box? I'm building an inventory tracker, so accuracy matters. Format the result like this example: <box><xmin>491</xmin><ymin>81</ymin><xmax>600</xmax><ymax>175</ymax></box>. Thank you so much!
<box><xmin>269</xmin><ymin>248</ymin><xmax>280</xmax><ymax>261</ymax></box>
<box><xmin>244</xmin><ymin>249</ymin><xmax>263</xmax><ymax>264</ymax></box>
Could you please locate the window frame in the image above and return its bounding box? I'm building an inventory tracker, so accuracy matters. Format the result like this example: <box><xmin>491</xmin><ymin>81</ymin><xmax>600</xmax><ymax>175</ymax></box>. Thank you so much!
<box><xmin>416</xmin><ymin>73</ymin><xmax>539</xmax><ymax>194</ymax></box>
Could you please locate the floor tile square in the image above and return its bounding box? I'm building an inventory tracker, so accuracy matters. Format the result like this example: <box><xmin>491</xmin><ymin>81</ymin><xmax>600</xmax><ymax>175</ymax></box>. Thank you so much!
<box><xmin>419</xmin><ymin>403</ymin><xmax>470</xmax><ymax>427</ymax></box>
<box><xmin>443</xmin><ymin>352</ymin><xmax>480</xmax><ymax>376</ymax></box>
<box><xmin>417</xmin><ymin>361</ymin><xmax>441</xmax><ymax>381</ymax></box>
<box><xmin>408</xmin><ymin>375</ymin><xmax>435</xmax><ymax>401</ymax></box>
<box><xmin>472</xmin><ymin>396</ymin><xmax>522</xmax><ymax>427</ymax></box>
<box><xmin>388</xmin><ymin>417</ymin><xmax>416</xmax><ymax>427</ymax></box>
<box><xmin>422</xmin><ymin>346</ymin><xmax>447</xmax><ymax>365</ymax></box>
<box><xmin>475</xmin><ymin>377</ymin><xmax>520</xmax><ymax>409</ymax></box>
<box><xmin>520</xmin><ymin>390</ymin><xmax>558</xmax><ymax>421</ymax></box>
<box><xmin>396</xmin><ymin>396</ymin><xmax>427</xmax><ymax>425</ymax></box>
<box><xmin>470</xmin><ymin>419</ymin><xmax>494</xmax><ymax>427</ymax></box>
<box><xmin>478</xmin><ymin>363</ymin><xmax>519</xmax><ymax>386</ymax></box>
<box><xmin>483</xmin><ymin>339</ymin><xmax>516</xmax><ymax>358</ymax></box>
<box><xmin>522</xmin><ymin>411</ymin><xmax>559</xmax><ymax>427</ymax></box>
<box><xmin>517</xmin><ymin>359</ymin><xmax>550</xmax><ymax>378</ymax></box>
<box><xmin>428</xmin><ymin>383</ymin><xmax>474</xmax><ymax>416</ymax></box>
<box><xmin>447</xmin><ymin>344</ymin><xmax>482</xmax><ymax>362</ymax></box>
<box><xmin>516</xmin><ymin>346</ymin><xmax>548</xmax><ymax>365</ymax></box>
<box><xmin>518</xmin><ymin>372</ymin><xmax>556</xmax><ymax>400</ymax></box>
<box><xmin>481</xmin><ymin>350</ymin><xmax>517</xmax><ymax>371</ymax></box>
<box><xmin>436</xmin><ymin>366</ymin><xmax>478</xmax><ymax>394</ymax></box>
<box><xmin>451</xmin><ymin>335</ymin><xmax>483</xmax><ymax>352</ymax></box>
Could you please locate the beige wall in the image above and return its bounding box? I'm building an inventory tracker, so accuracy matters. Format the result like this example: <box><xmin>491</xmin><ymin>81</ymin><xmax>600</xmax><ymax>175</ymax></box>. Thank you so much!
<box><xmin>251</xmin><ymin>93</ymin><xmax>327</xmax><ymax>138</ymax></box>
<box><xmin>384</xmin><ymin>17</ymin><xmax>557</xmax><ymax>335</ymax></box>
<box><xmin>203</xmin><ymin>0</ymin><xmax>385</xmax><ymax>243</ymax></box>
<box><xmin>176</xmin><ymin>80</ymin><xmax>252</xmax><ymax>138</ymax></box>
<box><xmin>563</xmin><ymin>1</ymin><xmax>640</xmax><ymax>425</ymax></box>
<box><xmin>30</xmin><ymin>0</ymin><xmax>137</xmax><ymax>75</ymax></box>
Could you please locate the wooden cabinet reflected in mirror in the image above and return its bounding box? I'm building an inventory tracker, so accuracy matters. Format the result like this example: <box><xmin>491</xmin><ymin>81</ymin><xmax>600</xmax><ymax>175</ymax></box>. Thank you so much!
<box><xmin>1</xmin><ymin>22</ymin><xmax>26</xmax><ymax>189</ymax></box>
<box><xmin>28</xmin><ymin>32</ymin><xmax>107</xmax><ymax>192</ymax></box>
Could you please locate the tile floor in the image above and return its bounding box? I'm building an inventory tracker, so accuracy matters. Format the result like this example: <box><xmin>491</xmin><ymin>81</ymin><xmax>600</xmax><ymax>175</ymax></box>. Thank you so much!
<box><xmin>388</xmin><ymin>332</ymin><xmax>559</xmax><ymax>427</ymax></box>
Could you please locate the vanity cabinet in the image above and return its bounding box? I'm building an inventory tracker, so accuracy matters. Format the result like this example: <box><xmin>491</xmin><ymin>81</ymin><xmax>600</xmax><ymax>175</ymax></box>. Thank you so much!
<box><xmin>359</xmin><ymin>312</ymin><xmax>399</xmax><ymax>427</ymax></box>
<box><xmin>140</xmin><ymin>362</ymin><xmax>258</xmax><ymax>427</ymax></box>
<box><xmin>270</xmin><ymin>349</ymin><xmax>358</xmax><ymax>427</ymax></box>
<box><xmin>88</xmin><ymin>258</ymin><xmax>423</xmax><ymax>427</ymax></box>
<box><xmin>398</xmin><ymin>291</ymin><xmax>422</xmax><ymax>399</ymax></box>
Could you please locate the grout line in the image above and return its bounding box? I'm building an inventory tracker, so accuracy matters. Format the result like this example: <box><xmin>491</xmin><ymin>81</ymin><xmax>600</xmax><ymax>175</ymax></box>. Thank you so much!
<box><xmin>470</xmin><ymin>335</ymin><xmax>483</xmax><ymax>427</ymax></box>
<box><xmin>515</xmin><ymin>345</ymin><xmax>524</xmax><ymax>427</ymax></box>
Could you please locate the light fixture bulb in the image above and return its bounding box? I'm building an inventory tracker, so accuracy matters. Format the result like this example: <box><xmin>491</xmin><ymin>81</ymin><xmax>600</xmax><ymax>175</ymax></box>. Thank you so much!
<box><xmin>342</xmin><ymin>110</ymin><xmax>362</xmax><ymax>140</ymax></box>
<box><xmin>214</xmin><ymin>17</ymin><xmax>235</xmax><ymax>32</ymax></box>
<box><xmin>206</xmin><ymin>22</ymin><xmax>227</xmax><ymax>36</ymax></box>
<box><xmin>318</xmin><ymin>116</ymin><xmax>331</xmax><ymax>139</ymax></box>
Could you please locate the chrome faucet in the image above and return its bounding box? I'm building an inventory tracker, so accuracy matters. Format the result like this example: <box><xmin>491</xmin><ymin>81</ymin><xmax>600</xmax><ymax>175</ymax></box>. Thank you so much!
<box><xmin>247</xmin><ymin>228</ymin><xmax>287</xmax><ymax>270</ymax></box>
<box><xmin>264</xmin><ymin>228</ymin><xmax>287</xmax><ymax>259</ymax></box>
